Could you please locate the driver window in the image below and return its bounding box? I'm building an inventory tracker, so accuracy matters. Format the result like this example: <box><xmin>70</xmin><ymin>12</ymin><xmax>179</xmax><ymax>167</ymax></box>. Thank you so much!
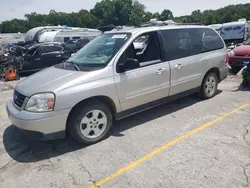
<box><xmin>27</xmin><ymin>47</ymin><xmax>39</xmax><ymax>56</ymax></box>
<box><xmin>119</xmin><ymin>32</ymin><xmax>161</xmax><ymax>71</ymax></box>
<box><xmin>33</xmin><ymin>47</ymin><xmax>41</xmax><ymax>56</ymax></box>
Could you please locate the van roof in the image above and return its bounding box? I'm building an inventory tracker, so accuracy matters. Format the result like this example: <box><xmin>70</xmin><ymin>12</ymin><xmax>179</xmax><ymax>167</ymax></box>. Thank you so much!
<box><xmin>105</xmin><ymin>25</ymin><xmax>211</xmax><ymax>35</ymax></box>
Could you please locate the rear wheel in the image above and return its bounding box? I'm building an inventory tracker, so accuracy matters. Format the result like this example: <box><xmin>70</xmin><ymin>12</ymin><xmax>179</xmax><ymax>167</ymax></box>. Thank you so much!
<box><xmin>200</xmin><ymin>72</ymin><xmax>218</xmax><ymax>99</ymax></box>
<box><xmin>68</xmin><ymin>100</ymin><xmax>113</xmax><ymax>144</ymax></box>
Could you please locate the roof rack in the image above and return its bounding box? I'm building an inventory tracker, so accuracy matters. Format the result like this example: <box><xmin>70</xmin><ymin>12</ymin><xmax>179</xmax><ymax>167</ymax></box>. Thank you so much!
<box><xmin>140</xmin><ymin>19</ymin><xmax>203</xmax><ymax>27</ymax></box>
<box><xmin>175</xmin><ymin>23</ymin><xmax>203</xmax><ymax>26</ymax></box>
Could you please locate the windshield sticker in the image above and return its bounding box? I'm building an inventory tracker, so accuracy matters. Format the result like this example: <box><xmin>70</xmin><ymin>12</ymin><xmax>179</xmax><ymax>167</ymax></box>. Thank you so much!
<box><xmin>112</xmin><ymin>34</ymin><xmax>127</xmax><ymax>39</ymax></box>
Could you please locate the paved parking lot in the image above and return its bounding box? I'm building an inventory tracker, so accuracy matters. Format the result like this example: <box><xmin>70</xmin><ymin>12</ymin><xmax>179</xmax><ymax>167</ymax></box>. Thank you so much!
<box><xmin>0</xmin><ymin>74</ymin><xmax>250</xmax><ymax>188</ymax></box>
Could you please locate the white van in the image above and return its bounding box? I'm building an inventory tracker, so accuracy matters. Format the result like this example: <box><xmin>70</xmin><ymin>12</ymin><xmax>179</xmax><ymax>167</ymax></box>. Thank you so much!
<box><xmin>7</xmin><ymin>25</ymin><xmax>229</xmax><ymax>144</ymax></box>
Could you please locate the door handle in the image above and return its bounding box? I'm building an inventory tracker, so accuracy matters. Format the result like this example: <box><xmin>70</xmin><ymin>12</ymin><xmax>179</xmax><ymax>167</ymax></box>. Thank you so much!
<box><xmin>175</xmin><ymin>64</ymin><xmax>183</xmax><ymax>70</ymax></box>
<box><xmin>35</xmin><ymin>58</ymin><xmax>41</xmax><ymax>61</ymax></box>
<box><xmin>156</xmin><ymin>68</ymin><xmax>165</xmax><ymax>75</ymax></box>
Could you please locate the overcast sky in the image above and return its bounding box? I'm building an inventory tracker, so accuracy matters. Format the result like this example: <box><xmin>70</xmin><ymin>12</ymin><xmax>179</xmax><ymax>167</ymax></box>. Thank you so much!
<box><xmin>0</xmin><ymin>0</ymin><xmax>249</xmax><ymax>22</ymax></box>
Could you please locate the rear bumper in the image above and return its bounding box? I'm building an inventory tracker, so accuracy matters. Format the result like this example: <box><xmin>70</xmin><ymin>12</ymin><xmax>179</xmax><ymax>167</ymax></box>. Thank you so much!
<box><xmin>229</xmin><ymin>56</ymin><xmax>250</xmax><ymax>67</ymax></box>
<box><xmin>6</xmin><ymin>99</ymin><xmax>71</xmax><ymax>140</ymax></box>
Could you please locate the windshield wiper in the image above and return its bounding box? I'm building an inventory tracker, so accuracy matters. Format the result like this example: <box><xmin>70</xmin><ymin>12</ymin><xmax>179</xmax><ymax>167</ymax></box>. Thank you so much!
<box><xmin>65</xmin><ymin>61</ymin><xmax>80</xmax><ymax>71</ymax></box>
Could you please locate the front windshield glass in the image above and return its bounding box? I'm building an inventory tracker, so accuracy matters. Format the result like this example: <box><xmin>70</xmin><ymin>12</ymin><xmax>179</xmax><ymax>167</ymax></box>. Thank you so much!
<box><xmin>67</xmin><ymin>33</ymin><xmax>130</xmax><ymax>67</ymax></box>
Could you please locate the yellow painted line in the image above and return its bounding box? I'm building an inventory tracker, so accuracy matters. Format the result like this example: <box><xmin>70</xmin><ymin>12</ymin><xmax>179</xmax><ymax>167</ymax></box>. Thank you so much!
<box><xmin>90</xmin><ymin>102</ymin><xmax>250</xmax><ymax>188</ymax></box>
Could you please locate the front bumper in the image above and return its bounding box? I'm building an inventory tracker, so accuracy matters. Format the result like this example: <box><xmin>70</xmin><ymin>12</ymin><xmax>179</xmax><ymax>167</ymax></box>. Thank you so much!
<box><xmin>229</xmin><ymin>56</ymin><xmax>250</xmax><ymax>67</ymax></box>
<box><xmin>6</xmin><ymin>99</ymin><xmax>71</xmax><ymax>140</ymax></box>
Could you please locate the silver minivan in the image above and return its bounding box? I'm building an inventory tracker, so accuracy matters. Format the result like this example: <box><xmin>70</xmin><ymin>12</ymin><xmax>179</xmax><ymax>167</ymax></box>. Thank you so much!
<box><xmin>6</xmin><ymin>25</ymin><xmax>229</xmax><ymax>144</ymax></box>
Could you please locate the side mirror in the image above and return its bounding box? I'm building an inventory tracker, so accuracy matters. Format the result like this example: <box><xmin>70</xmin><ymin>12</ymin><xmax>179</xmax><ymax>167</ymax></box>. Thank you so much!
<box><xmin>117</xmin><ymin>58</ymin><xmax>139</xmax><ymax>73</ymax></box>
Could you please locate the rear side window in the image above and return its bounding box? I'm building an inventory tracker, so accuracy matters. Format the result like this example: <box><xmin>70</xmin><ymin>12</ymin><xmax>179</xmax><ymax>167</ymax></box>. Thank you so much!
<box><xmin>162</xmin><ymin>28</ymin><xmax>202</xmax><ymax>61</ymax></box>
<box><xmin>200</xmin><ymin>28</ymin><xmax>225</xmax><ymax>52</ymax></box>
<box><xmin>53</xmin><ymin>46</ymin><xmax>63</xmax><ymax>51</ymax></box>
<box><xmin>42</xmin><ymin>45</ymin><xmax>62</xmax><ymax>53</ymax></box>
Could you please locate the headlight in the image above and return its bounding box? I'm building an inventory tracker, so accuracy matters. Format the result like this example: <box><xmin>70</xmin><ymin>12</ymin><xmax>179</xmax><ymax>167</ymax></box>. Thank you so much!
<box><xmin>228</xmin><ymin>50</ymin><xmax>235</xmax><ymax>57</ymax></box>
<box><xmin>25</xmin><ymin>93</ymin><xmax>55</xmax><ymax>112</ymax></box>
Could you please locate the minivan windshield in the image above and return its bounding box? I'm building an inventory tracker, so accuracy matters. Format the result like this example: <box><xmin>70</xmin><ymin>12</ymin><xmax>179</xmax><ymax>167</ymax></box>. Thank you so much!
<box><xmin>65</xmin><ymin>33</ymin><xmax>131</xmax><ymax>68</ymax></box>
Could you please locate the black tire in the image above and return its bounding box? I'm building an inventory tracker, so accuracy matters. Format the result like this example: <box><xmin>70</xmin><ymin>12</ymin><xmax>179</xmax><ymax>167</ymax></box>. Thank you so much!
<box><xmin>16</xmin><ymin>74</ymin><xmax>20</xmax><ymax>80</ymax></box>
<box><xmin>67</xmin><ymin>100</ymin><xmax>113</xmax><ymax>145</ymax></box>
<box><xmin>242</xmin><ymin>79</ymin><xmax>248</xmax><ymax>87</ymax></box>
<box><xmin>200</xmin><ymin>72</ymin><xmax>218</xmax><ymax>99</ymax></box>
<box><xmin>231</xmin><ymin>67</ymin><xmax>240</xmax><ymax>74</ymax></box>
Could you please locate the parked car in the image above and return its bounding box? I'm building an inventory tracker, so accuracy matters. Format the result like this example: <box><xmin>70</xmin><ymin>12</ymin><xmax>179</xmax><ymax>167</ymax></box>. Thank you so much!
<box><xmin>228</xmin><ymin>38</ymin><xmax>250</xmax><ymax>73</ymax></box>
<box><xmin>64</xmin><ymin>38</ymin><xmax>91</xmax><ymax>52</ymax></box>
<box><xmin>6</xmin><ymin>25</ymin><xmax>229</xmax><ymax>144</ymax></box>
<box><xmin>20</xmin><ymin>42</ymin><xmax>73</xmax><ymax>73</ymax></box>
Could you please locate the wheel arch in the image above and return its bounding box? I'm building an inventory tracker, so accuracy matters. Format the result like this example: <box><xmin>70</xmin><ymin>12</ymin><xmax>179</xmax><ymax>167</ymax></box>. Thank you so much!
<box><xmin>203</xmin><ymin>67</ymin><xmax>220</xmax><ymax>83</ymax></box>
<box><xmin>66</xmin><ymin>95</ymin><xmax>117</xmax><ymax>130</ymax></box>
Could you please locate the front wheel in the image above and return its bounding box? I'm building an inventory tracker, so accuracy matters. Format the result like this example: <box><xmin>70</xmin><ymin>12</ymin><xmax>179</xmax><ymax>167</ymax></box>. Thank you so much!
<box><xmin>200</xmin><ymin>72</ymin><xmax>218</xmax><ymax>99</ymax></box>
<box><xmin>68</xmin><ymin>100</ymin><xmax>113</xmax><ymax>144</ymax></box>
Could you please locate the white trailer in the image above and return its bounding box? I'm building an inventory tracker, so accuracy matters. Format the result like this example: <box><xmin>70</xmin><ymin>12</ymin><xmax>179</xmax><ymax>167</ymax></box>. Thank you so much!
<box><xmin>210</xmin><ymin>19</ymin><xmax>250</xmax><ymax>44</ymax></box>
<box><xmin>24</xmin><ymin>26</ymin><xmax>101</xmax><ymax>44</ymax></box>
<box><xmin>208</xmin><ymin>24</ymin><xmax>222</xmax><ymax>34</ymax></box>
<box><xmin>38</xmin><ymin>29</ymin><xmax>102</xmax><ymax>43</ymax></box>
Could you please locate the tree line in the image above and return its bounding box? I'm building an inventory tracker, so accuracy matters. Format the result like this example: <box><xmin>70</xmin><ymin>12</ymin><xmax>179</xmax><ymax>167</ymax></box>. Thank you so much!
<box><xmin>0</xmin><ymin>0</ymin><xmax>249</xmax><ymax>33</ymax></box>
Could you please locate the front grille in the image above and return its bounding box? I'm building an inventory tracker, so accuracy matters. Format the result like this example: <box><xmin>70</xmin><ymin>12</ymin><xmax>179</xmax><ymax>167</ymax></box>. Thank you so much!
<box><xmin>233</xmin><ymin>59</ymin><xmax>246</xmax><ymax>65</ymax></box>
<box><xmin>13</xmin><ymin>90</ymin><xmax>26</xmax><ymax>108</ymax></box>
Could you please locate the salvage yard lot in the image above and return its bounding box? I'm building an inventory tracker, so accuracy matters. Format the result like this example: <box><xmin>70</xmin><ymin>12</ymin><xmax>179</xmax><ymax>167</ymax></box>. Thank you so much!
<box><xmin>1</xmin><ymin>74</ymin><xmax>250</xmax><ymax>188</ymax></box>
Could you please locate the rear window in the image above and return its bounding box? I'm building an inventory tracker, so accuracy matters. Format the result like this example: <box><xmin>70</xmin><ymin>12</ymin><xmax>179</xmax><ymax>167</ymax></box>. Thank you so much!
<box><xmin>162</xmin><ymin>28</ymin><xmax>225</xmax><ymax>61</ymax></box>
<box><xmin>200</xmin><ymin>28</ymin><xmax>225</xmax><ymax>52</ymax></box>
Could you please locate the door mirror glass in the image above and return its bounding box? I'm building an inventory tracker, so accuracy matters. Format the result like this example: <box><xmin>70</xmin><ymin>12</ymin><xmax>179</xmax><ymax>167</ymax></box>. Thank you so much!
<box><xmin>117</xmin><ymin>58</ymin><xmax>140</xmax><ymax>73</ymax></box>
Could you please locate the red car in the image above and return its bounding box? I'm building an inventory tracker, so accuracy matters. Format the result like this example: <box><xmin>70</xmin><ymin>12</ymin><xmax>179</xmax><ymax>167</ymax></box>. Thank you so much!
<box><xmin>228</xmin><ymin>38</ymin><xmax>250</xmax><ymax>73</ymax></box>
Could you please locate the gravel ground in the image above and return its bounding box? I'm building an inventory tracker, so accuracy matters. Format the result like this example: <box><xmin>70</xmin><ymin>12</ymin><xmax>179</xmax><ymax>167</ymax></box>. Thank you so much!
<box><xmin>0</xmin><ymin>74</ymin><xmax>250</xmax><ymax>188</ymax></box>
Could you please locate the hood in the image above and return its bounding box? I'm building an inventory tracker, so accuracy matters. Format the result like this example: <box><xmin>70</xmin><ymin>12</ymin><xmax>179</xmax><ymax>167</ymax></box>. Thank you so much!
<box><xmin>15</xmin><ymin>66</ymin><xmax>96</xmax><ymax>97</ymax></box>
<box><xmin>233</xmin><ymin>45</ymin><xmax>250</xmax><ymax>55</ymax></box>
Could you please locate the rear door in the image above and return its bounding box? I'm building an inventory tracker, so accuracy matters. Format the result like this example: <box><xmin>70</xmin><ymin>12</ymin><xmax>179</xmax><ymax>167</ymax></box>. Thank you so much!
<box><xmin>114</xmin><ymin>31</ymin><xmax>171</xmax><ymax>111</ymax></box>
<box><xmin>161</xmin><ymin>28</ymin><xmax>204</xmax><ymax>96</ymax></box>
<box><xmin>22</xmin><ymin>46</ymin><xmax>44</xmax><ymax>72</ymax></box>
